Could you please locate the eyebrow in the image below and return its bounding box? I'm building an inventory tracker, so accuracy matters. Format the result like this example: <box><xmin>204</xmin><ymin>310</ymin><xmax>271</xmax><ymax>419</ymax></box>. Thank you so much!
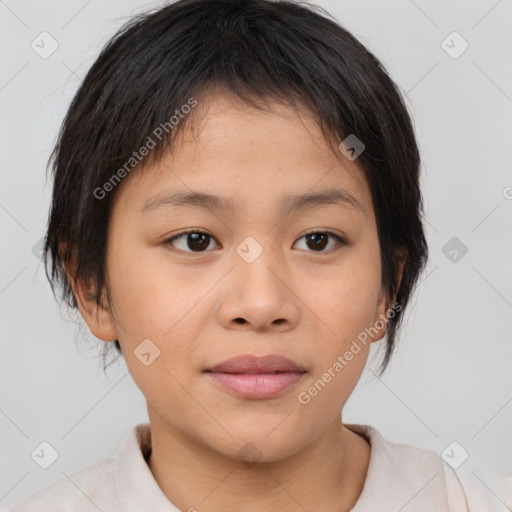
<box><xmin>141</xmin><ymin>187</ymin><xmax>364</xmax><ymax>215</ymax></box>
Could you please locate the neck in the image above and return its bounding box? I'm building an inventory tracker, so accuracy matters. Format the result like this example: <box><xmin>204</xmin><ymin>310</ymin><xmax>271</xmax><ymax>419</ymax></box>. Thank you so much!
<box><xmin>146</xmin><ymin>411</ymin><xmax>370</xmax><ymax>512</ymax></box>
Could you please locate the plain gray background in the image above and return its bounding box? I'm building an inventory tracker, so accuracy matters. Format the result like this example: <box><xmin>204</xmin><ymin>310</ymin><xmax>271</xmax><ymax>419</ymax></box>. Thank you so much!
<box><xmin>1</xmin><ymin>0</ymin><xmax>511</xmax><ymax>509</ymax></box>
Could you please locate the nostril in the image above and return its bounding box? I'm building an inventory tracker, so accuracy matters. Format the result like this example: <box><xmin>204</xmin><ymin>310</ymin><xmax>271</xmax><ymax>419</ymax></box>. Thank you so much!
<box><xmin>235</xmin><ymin>318</ymin><xmax>246</xmax><ymax>324</ymax></box>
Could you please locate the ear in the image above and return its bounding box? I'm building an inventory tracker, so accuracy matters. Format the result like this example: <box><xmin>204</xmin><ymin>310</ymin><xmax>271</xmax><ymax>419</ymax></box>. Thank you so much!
<box><xmin>60</xmin><ymin>243</ymin><xmax>118</xmax><ymax>342</ymax></box>
<box><xmin>370</xmin><ymin>248</ymin><xmax>407</xmax><ymax>343</ymax></box>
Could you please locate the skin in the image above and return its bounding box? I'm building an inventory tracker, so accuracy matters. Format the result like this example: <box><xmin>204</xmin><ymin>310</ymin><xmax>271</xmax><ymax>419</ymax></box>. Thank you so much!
<box><xmin>69</xmin><ymin>88</ymin><xmax>403</xmax><ymax>512</ymax></box>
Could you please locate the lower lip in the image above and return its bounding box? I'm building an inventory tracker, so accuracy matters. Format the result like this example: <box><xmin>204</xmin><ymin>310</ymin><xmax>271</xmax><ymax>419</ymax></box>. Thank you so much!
<box><xmin>206</xmin><ymin>371</ymin><xmax>305</xmax><ymax>399</ymax></box>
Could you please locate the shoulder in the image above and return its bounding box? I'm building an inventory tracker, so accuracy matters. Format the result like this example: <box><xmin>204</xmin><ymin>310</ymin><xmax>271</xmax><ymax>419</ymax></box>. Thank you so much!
<box><xmin>442</xmin><ymin>462</ymin><xmax>512</xmax><ymax>511</ymax></box>
<box><xmin>7</xmin><ymin>424</ymin><xmax>153</xmax><ymax>512</ymax></box>
<box><xmin>345</xmin><ymin>423</ymin><xmax>512</xmax><ymax>512</ymax></box>
<box><xmin>7</xmin><ymin>457</ymin><xmax>117</xmax><ymax>512</ymax></box>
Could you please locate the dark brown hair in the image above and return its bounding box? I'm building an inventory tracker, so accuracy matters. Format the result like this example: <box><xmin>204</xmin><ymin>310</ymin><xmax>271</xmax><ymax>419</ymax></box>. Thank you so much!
<box><xmin>43</xmin><ymin>0</ymin><xmax>428</xmax><ymax>376</ymax></box>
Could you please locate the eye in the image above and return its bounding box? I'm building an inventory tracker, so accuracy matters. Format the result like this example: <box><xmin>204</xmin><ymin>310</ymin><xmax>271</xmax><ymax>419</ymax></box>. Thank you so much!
<box><xmin>293</xmin><ymin>230</ymin><xmax>347</xmax><ymax>253</ymax></box>
<box><xmin>164</xmin><ymin>229</ymin><xmax>347</xmax><ymax>254</ymax></box>
<box><xmin>164</xmin><ymin>230</ymin><xmax>219</xmax><ymax>253</ymax></box>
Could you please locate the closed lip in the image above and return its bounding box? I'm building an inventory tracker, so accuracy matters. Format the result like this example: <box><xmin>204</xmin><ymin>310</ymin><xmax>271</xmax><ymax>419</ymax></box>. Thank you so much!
<box><xmin>205</xmin><ymin>354</ymin><xmax>306</xmax><ymax>374</ymax></box>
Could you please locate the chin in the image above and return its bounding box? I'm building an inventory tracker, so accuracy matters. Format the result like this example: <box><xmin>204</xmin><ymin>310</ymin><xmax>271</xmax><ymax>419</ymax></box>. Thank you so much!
<box><xmin>203</xmin><ymin>425</ymin><xmax>311</xmax><ymax>466</ymax></box>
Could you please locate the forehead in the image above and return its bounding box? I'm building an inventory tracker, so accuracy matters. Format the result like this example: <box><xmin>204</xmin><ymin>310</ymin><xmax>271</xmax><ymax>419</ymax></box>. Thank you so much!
<box><xmin>179</xmin><ymin>89</ymin><xmax>355</xmax><ymax>170</ymax></box>
<box><xmin>114</xmin><ymin>89</ymin><xmax>372</xmax><ymax>220</ymax></box>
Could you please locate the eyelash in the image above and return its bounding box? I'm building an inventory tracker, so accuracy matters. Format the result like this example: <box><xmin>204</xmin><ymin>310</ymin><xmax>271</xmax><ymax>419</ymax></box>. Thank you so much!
<box><xmin>163</xmin><ymin>229</ymin><xmax>347</xmax><ymax>254</ymax></box>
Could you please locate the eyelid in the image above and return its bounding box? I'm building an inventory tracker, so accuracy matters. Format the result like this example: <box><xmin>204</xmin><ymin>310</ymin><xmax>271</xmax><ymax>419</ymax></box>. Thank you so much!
<box><xmin>300</xmin><ymin>228</ymin><xmax>348</xmax><ymax>245</ymax></box>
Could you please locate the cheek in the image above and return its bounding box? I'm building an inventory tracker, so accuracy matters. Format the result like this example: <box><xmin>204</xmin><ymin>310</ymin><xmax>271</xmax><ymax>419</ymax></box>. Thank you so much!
<box><xmin>296</xmin><ymin>245</ymin><xmax>382</xmax><ymax>406</ymax></box>
<box><xmin>305</xmin><ymin>247</ymin><xmax>381</xmax><ymax>335</ymax></box>
<box><xmin>326</xmin><ymin>276</ymin><xmax>381</xmax><ymax>340</ymax></box>
<box><xmin>106</xmin><ymin>251</ymin><xmax>202</xmax><ymax>409</ymax></box>
<box><xmin>106</xmin><ymin>237</ymin><xmax>199</xmax><ymax>330</ymax></box>
<box><xmin>105</xmin><ymin>241</ymin><xmax>215</xmax><ymax>390</ymax></box>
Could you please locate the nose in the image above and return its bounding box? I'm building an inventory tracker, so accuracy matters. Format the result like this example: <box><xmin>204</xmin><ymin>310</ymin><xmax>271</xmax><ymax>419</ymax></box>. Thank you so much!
<box><xmin>216</xmin><ymin>245</ymin><xmax>300</xmax><ymax>333</ymax></box>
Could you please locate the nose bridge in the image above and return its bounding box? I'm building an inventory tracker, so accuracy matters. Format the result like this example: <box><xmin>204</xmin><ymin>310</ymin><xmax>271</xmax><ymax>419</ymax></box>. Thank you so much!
<box><xmin>233</xmin><ymin>233</ymin><xmax>284</xmax><ymax>294</ymax></box>
<box><xmin>216</xmin><ymin>233</ymin><xmax>299</xmax><ymax>331</ymax></box>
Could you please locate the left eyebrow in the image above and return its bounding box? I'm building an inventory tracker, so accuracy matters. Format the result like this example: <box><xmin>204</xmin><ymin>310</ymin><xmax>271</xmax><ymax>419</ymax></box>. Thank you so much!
<box><xmin>141</xmin><ymin>187</ymin><xmax>365</xmax><ymax>215</ymax></box>
<box><xmin>280</xmin><ymin>188</ymin><xmax>365</xmax><ymax>215</ymax></box>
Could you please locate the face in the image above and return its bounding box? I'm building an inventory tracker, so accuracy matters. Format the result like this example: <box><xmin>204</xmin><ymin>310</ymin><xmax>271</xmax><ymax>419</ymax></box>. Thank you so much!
<box><xmin>77</xmin><ymin>89</ymin><xmax>390</xmax><ymax>463</ymax></box>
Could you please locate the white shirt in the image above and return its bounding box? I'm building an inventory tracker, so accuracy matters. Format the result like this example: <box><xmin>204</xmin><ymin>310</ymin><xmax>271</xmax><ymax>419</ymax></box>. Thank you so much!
<box><xmin>8</xmin><ymin>422</ymin><xmax>511</xmax><ymax>511</ymax></box>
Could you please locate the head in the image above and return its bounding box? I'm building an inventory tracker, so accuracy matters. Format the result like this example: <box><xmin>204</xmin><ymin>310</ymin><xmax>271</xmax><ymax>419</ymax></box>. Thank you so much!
<box><xmin>44</xmin><ymin>0</ymin><xmax>428</xmax><ymax>460</ymax></box>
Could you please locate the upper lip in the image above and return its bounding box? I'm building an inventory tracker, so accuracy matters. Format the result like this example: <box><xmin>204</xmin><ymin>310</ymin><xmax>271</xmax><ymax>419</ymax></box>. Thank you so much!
<box><xmin>205</xmin><ymin>354</ymin><xmax>306</xmax><ymax>374</ymax></box>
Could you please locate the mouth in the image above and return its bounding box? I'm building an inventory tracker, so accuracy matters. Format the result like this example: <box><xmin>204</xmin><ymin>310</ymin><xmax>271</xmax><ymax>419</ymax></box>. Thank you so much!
<box><xmin>205</xmin><ymin>353</ymin><xmax>306</xmax><ymax>374</ymax></box>
<box><xmin>204</xmin><ymin>354</ymin><xmax>306</xmax><ymax>399</ymax></box>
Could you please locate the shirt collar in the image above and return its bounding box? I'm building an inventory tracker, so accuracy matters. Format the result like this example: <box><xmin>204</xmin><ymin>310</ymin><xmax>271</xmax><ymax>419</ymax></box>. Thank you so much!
<box><xmin>345</xmin><ymin>423</ymin><xmax>449</xmax><ymax>512</ymax></box>
<box><xmin>114</xmin><ymin>422</ymin><xmax>449</xmax><ymax>512</ymax></box>
<box><xmin>115</xmin><ymin>423</ymin><xmax>180</xmax><ymax>511</ymax></box>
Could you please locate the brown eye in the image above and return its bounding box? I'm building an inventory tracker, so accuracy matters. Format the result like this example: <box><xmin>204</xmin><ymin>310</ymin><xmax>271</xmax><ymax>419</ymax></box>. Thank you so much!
<box><xmin>165</xmin><ymin>231</ymin><xmax>218</xmax><ymax>252</ymax></box>
<box><xmin>294</xmin><ymin>231</ymin><xmax>346</xmax><ymax>252</ymax></box>
<box><xmin>164</xmin><ymin>229</ymin><xmax>346</xmax><ymax>254</ymax></box>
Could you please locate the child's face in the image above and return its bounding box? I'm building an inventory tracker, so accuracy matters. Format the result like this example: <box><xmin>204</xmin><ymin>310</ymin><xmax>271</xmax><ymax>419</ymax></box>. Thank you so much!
<box><xmin>90</xmin><ymin>89</ymin><xmax>388</xmax><ymax>461</ymax></box>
